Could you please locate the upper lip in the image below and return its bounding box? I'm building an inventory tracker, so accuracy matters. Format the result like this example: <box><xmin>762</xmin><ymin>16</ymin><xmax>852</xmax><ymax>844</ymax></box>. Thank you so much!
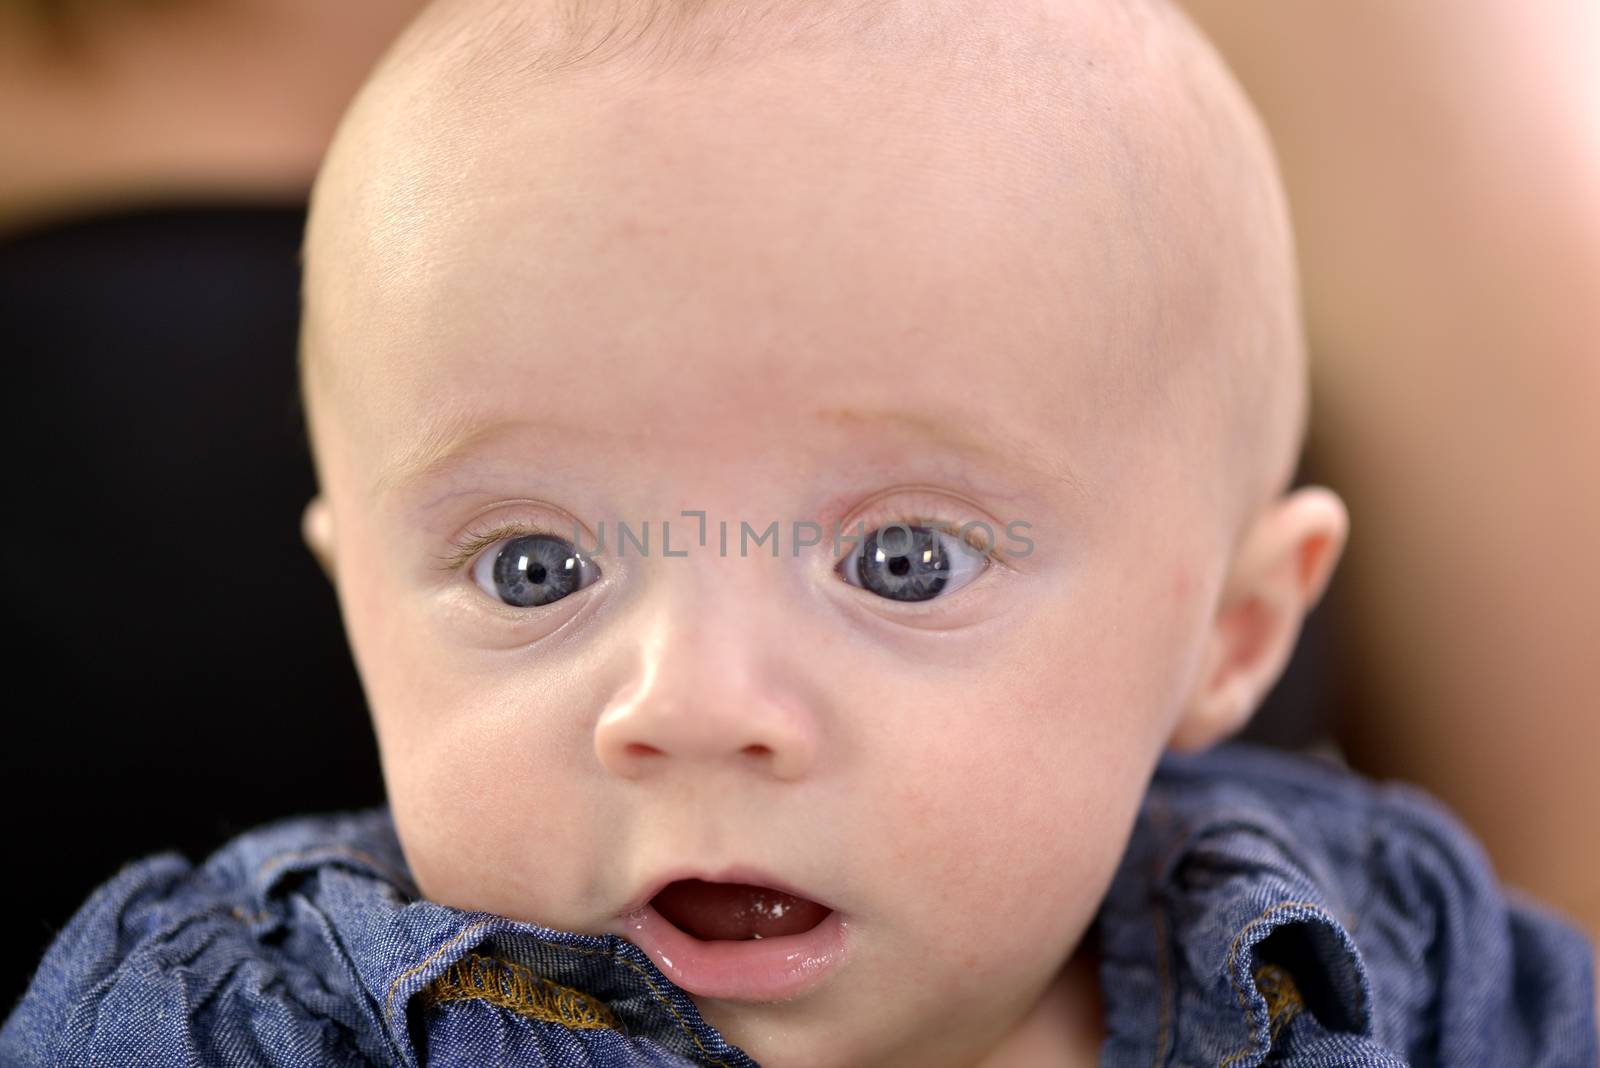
<box><xmin>618</xmin><ymin>864</ymin><xmax>837</xmax><ymax>919</ymax></box>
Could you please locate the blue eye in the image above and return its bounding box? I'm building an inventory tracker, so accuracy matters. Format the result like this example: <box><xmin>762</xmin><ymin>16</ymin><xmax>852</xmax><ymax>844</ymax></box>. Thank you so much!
<box><xmin>471</xmin><ymin>533</ymin><xmax>600</xmax><ymax>607</ymax></box>
<box><xmin>837</xmin><ymin>523</ymin><xmax>988</xmax><ymax>603</ymax></box>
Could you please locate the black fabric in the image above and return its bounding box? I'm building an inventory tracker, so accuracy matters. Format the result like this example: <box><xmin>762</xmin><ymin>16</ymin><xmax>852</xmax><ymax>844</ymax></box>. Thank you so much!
<box><xmin>0</xmin><ymin>202</ymin><xmax>1339</xmax><ymax>1012</ymax></box>
<box><xmin>0</xmin><ymin>205</ymin><xmax>381</xmax><ymax>1012</ymax></box>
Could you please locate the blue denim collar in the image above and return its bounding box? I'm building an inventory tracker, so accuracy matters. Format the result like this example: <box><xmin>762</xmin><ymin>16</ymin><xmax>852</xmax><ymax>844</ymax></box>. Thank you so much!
<box><xmin>184</xmin><ymin>743</ymin><xmax>1556</xmax><ymax>1068</ymax></box>
<box><xmin>200</xmin><ymin>809</ymin><xmax>759</xmax><ymax>1068</ymax></box>
<box><xmin>1095</xmin><ymin>745</ymin><xmax>1379</xmax><ymax>1067</ymax></box>
<box><xmin>192</xmin><ymin>746</ymin><xmax>1385</xmax><ymax>1068</ymax></box>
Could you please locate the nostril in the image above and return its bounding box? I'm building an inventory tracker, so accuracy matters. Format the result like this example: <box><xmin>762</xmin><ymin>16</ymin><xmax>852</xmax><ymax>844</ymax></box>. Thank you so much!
<box><xmin>624</xmin><ymin>743</ymin><xmax>664</xmax><ymax>758</ymax></box>
<box><xmin>743</xmin><ymin>744</ymin><xmax>773</xmax><ymax>758</ymax></box>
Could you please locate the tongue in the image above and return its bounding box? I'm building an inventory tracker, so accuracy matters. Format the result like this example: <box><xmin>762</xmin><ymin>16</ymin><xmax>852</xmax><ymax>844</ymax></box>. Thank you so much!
<box><xmin>652</xmin><ymin>879</ymin><xmax>829</xmax><ymax>941</ymax></box>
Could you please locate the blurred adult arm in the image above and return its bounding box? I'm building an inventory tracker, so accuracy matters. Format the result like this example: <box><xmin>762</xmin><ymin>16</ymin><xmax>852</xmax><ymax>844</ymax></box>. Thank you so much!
<box><xmin>1177</xmin><ymin>1</ymin><xmax>1600</xmax><ymax>938</ymax></box>
<box><xmin>0</xmin><ymin>0</ymin><xmax>425</xmax><ymax>231</ymax></box>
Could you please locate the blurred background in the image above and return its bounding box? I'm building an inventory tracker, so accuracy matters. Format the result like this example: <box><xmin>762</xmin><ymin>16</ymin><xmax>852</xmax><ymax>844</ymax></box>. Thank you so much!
<box><xmin>2</xmin><ymin>0</ymin><xmax>1596</xmax><ymax>1013</ymax></box>
<box><xmin>0</xmin><ymin>0</ymin><xmax>427</xmax><ymax>1011</ymax></box>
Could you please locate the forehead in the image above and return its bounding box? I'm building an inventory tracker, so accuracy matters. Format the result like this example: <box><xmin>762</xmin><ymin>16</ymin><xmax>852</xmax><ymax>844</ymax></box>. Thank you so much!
<box><xmin>311</xmin><ymin>54</ymin><xmax>1173</xmax><ymax>504</ymax></box>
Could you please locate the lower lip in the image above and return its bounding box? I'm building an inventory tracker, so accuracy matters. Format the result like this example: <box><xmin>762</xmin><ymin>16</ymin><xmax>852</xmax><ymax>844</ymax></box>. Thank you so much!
<box><xmin>620</xmin><ymin>902</ymin><xmax>851</xmax><ymax>1002</ymax></box>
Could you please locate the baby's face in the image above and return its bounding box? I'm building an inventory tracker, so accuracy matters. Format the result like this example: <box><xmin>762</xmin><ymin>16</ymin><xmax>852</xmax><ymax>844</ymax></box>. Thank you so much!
<box><xmin>306</xmin><ymin>45</ymin><xmax>1238</xmax><ymax>1068</ymax></box>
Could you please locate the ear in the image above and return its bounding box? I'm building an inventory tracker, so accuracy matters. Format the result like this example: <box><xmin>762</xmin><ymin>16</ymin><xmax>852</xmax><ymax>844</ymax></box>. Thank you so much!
<box><xmin>301</xmin><ymin>495</ymin><xmax>337</xmax><ymax>581</ymax></box>
<box><xmin>1169</xmin><ymin>485</ymin><xmax>1349</xmax><ymax>752</ymax></box>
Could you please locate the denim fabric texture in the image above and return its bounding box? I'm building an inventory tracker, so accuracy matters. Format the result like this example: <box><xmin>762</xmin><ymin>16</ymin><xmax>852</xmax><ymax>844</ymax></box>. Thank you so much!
<box><xmin>1097</xmin><ymin>744</ymin><xmax>1597</xmax><ymax>1067</ymax></box>
<box><xmin>4</xmin><ymin>742</ymin><xmax>1596</xmax><ymax>1067</ymax></box>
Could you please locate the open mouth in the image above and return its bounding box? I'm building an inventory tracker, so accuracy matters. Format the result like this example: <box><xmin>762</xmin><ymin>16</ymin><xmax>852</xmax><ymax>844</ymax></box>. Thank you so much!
<box><xmin>650</xmin><ymin>879</ymin><xmax>832</xmax><ymax>941</ymax></box>
<box><xmin>621</xmin><ymin>877</ymin><xmax>850</xmax><ymax>1001</ymax></box>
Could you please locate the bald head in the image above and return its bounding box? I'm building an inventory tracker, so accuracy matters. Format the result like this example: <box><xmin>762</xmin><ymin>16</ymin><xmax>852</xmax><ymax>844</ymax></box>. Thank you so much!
<box><xmin>293</xmin><ymin>16</ymin><xmax>1327</xmax><ymax>1057</ymax></box>
<box><xmin>302</xmin><ymin>0</ymin><xmax>1304</xmax><ymax>552</ymax></box>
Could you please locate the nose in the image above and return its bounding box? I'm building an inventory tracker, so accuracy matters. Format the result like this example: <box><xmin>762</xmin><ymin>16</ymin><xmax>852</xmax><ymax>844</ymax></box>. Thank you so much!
<box><xmin>593</xmin><ymin>589</ymin><xmax>821</xmax><ymax>783</ymax></box>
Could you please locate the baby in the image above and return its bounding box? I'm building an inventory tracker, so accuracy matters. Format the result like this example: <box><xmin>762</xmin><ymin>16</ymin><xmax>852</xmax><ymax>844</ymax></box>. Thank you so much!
<box><xmin>5</xmin><ymin>0</ymin><xmax>1596</xmax><ymax>1065</ymax></box>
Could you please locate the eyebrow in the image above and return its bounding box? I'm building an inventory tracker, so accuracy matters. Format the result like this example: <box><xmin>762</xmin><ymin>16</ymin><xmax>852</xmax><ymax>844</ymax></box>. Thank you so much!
<box><xmin>814</xmin><ymin>405</ymin><xmax>1091</xmax><ymax>502</ymax></box>
<box><xmin>372</xmin><ymin>412</ymin><xmax>566</xmax><ymax>502</ymax></box>
<box><xmin>375</xmin><ymin>404</ymin><xmax>1088</xmax><ymax>505</ymax></box>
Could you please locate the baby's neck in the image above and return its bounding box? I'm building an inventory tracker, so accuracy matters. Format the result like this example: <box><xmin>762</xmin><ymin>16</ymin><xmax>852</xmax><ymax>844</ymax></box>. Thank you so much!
<box><xmin>972</xmin><ymin>936</ymin><xmax>1105</xmax><ymax>1068</ymax></box>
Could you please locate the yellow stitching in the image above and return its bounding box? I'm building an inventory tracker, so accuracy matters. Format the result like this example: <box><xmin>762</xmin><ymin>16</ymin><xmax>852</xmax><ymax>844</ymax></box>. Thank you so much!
<box><xmin>385</xmin><ymin>920</ymin><xmax>494</xmax><ymax>1022</ymax></box>
<box><xmin>511</xmin><ymin>935</ymin><xmax>738</xmax><ymax>1068</ymax></box>
<box><xmin>1217</xmin><ymin>900</ymin><xmax>1327</xmax><ymax>1068</ymax></box>
<box><xmin>420</xmin><ymin>953</ymin><xmax>621</xmax><ymax>1031</ymax></box>
<box><xmin>1147</xmin><ymin>795</ymin><xmax>1181</xmax><ymax>1068</ymax></box>
<box><xmin>1252</xmin><ymin>964</ymin><xmax>1304</xmax><ymax>1043</ymax></box>
<box><xmin>1150</xmin><ymin>906</ymin><xmax>1171</xmax><ymax>1068</ymax></box>
<box><xmin>385</xmin><ymin>927</ymin><xmax>735</xmax><ymax>1068</ymax></box>
<box><xmin>253</xmin><ymin>844</ymin><xmax>739</xmax><ymax>1066</ymax></box>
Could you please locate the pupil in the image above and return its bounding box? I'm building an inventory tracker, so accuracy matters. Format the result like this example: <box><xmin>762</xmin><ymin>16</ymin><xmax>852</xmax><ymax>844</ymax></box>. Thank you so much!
<box><xmin>493</xmin><ymin>535</ymin><xmax>589</xmax><ymax>608</ymax></box>
<box><xmin>850</xmin><ymin>525</ymin><xmax>951</xmax><ymax>603</ymax></box>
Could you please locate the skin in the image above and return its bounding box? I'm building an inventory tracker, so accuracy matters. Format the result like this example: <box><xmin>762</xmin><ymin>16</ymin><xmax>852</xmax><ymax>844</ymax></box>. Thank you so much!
<box><xmin>299</xmin><ymin>2</ymin><xmax>1347</xmax><ymax>1064</ymax></box>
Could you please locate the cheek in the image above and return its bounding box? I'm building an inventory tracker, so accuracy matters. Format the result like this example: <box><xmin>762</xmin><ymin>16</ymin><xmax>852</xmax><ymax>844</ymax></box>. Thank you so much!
<box><xmin>866</xmin><ymin>561</ymin><xmax>1194</xmax><ymax>978</ymax></box>
<box><xmin>333</xmin><ymin>520</ymin><xmax>604</xmax><ymax>925</ymax></box>
<box><xmin>389</xmin><ymin>711</ymin><xmax>598</xmax><ymax>925</ymax></box>
<box><xmin>873</xmin><ymin>667</ymin><xmax>1145</xmax><ymax>970</ymax></box>
<box><xmin>386</xmin><ymin>658</ymin><xmax>624</xmax><ymax>927</ymax></box>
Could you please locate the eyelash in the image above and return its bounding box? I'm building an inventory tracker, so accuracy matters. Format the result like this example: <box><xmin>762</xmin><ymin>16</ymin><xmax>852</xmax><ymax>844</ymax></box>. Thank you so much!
<box><xmin>839</xmin><ymin>491</ymin><xmax>1008</xmax><ymax>564</ymax></box>
<box><xmin>438</xmin><ymin>520</ymin><xmax>566</xmax><ymax>572</ymax></box>
<box><xmin>438</xmin><ymin>495</ymin><xmax>1008</xmax><ymax>573</ymax></box>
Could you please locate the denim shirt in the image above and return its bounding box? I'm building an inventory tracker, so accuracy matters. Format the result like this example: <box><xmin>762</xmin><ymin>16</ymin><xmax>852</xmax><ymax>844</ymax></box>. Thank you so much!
<box><xmin>4</xmin><ymin>742</ymin><xmax>1595</xmax><ymax>1067</ymax></box>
